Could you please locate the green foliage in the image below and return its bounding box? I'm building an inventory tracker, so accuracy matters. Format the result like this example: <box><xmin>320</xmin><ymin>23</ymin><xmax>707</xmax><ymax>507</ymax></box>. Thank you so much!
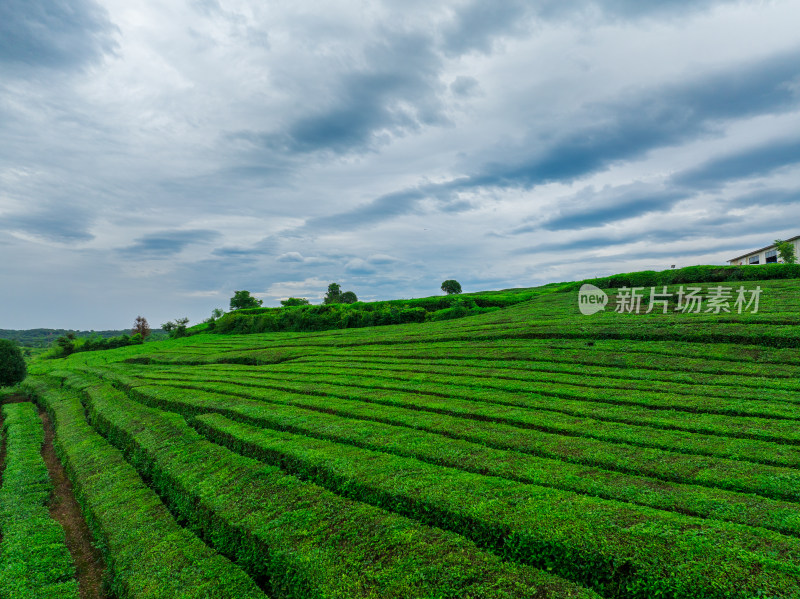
<box><xmin>339</xmin><ymin>291</ymin><xmax>358</xmax><ymax>304</ymax></box>
<box><xmin>441</xmin><ymin>279</ymin><xmax>462</xmax><ymax>295</ymax></box>
<box><xmin>323</xmin><ymin>282</ymin><xmax>359</xmax><ymax>305</ymax></box>
<box><xmin>161</xmin><ymin>317</ymin><xmax>190</xmax><ymax>339</ymax></box>
<box><xmin>176</xmin><ymin>390</ymin><xmax>800</xmax><ymax>537</ymax></box>
<box><xmin>562</xmin><ymin>263</ymin><xmax>800</xmax><ymax>291</ymax></box>
<box><xmin>0</xmin><ymin>402</ymin><xmax>78</xmax><ymax>598</ymax></box>
<box><xmin>21</xmin><ymin>378</ymin><xmax>266</xmax><ymax>599</ymax></box>
<box><xmin>72</xmin><ymin>375</ymin><xmax>599</xmax><ymax>599</ymax></box>
<box><xmin>213</xmin><ymin>294</ymin><xmax>506</xmax><ymax>334</ymax></box>
<box><xmin>0</xmin><ymin>328</ymin><xmax>167</xmax><ymax>349</ymax></box>
<box><xmin>0</xmin><ymin>338</ymin><xmax>27</xmax><ymax>387</ymax></box>
<box><xmin>229</xmin><ymin>290</ymin><xmax>263</xmax><ymax>310</ymax></box>
<box><xmin>191</xmin><ymin>412</ymin><xmax>800</xmax><ymax>599</ymax></box>
<box><xmin>280</xmin><ymin>297</ymin><xmax>310</xmax><ymax>306</ymax></box>
<box><xmin>775</xmin><ymin>239</ymin><xmax>797</xmax><ymax>264</ymax></box>
<box><xmin>47</xmin><ymin>331</ymin><xmax>144</xmax><ymax>358</ymax></box>
<box><xmin>124</xmin><ymin>374</ymin><xmax>800</xmax><ymax>503</ymax></box>
<box><xmin>323</xmin><ymin>282</ymin><xmax>342</xmax><ymax>304</ymax></box>
<box><xmin>21</xmin><ymin>272</ymin><xmax>800</xmax><ymax>599</ymax></box>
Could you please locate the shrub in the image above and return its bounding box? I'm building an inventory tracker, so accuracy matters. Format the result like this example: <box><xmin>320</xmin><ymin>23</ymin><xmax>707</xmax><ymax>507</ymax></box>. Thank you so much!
<box><xmin>281</xmin><ymin>297</ymin><xmax>310</xmax><ymax>307</ymax></box>
<box><xmin>0</xmin><ymin>338</ymin><xmax>27</xmax><ymax>386</ymax></box>
<box><xmin>560</xmin><ymin>263</ymin><xmax>800</xmax><ymax>291</ymax></box>
<box><xmin>162</xmin><ymin>318</ymin><xmax>190</xmax><ymax>339</ymax></box>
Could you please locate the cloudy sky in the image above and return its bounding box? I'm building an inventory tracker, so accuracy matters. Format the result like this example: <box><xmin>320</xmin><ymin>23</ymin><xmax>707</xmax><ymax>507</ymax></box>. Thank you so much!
<box><xmin>2</xmin><ymin>0</ymin><xmax>800</xmax><ymax>329</ymax></box>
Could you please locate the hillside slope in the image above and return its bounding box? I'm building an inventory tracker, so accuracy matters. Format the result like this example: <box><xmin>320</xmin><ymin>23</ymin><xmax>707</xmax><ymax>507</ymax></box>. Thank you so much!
<box><xmin>22</xmin><ymin>275</ymin><xmax>800</xmax><ymax>598</ymax></box>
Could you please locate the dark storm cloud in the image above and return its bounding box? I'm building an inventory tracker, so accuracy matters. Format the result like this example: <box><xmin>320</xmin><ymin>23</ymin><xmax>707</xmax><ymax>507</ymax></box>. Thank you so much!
<box><xmin>266</xmin><ymin>32</ymin><xmax>446</xmax><ymax>154</ymax></box>
<box><xmin>673</xmin><ymin>138</ymin><xmax>800</xmax><ymax>190</ymax></box>
<box><xmin>440</xmin><ymin>0</ymin><xmax>738</xmax><ymax>57</ymax></box>
<box><xmin>554</xmin><ymin>0</ymin><xmax>742</xmax><ymax>20</ymax></box>
<box><xmin>1</xmin><ymin>205</ymin><xmax>95</xmax><ymax>243</ymax></box>
<box><xmin>304</xmin><ymin>188</ymin><xmax>429</xmax><ymax>230</ymax></box>
<box><xmin>513</xmin><ymin>235</ymin><xmax>626</xmax><ymax>255</ymax></box>
<box><xmin>0</xmin><ymin>0</ymin><xmax>117</xmax><ymax>70</ymax></box>
<box><xmin>469</xmin><ymin>48</ymin><xmax>800</xmax><ymax>190</ymax></box>
<box><xmin>537</xmin><ymin>186</ymin><xmax>686</xmax><ymax>231</ymax></box>
<box><xmin>120</xmin><ymin>230</ymin><xmax>220</xmax><ymax>258</ymax></box>
<box><xmin>299</xmin><ymin>47</ymin><xmax>800</xmax><ymax>235</ymax></box>
<box><xmin>727</xmin><ymin>187</ymin><xmax>800</xmax><ymax>209</ymax></box>
<box><xmin>441</xmin><ymin>1</ymin><xmax>530</xmax><ymax>56</ymax></box>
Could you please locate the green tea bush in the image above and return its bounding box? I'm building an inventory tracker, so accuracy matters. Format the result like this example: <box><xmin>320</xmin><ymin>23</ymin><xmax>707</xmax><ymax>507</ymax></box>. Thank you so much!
<box><xmin>77</xmin><ymin>377</ymin><xmax>601</xmax><ymax>599</ymax></box>
<box><xmin>562</xmin><ymin>263</ymin><xmax>800</xmax><ymax>291</ymax></box>
<box><xmin>0</xmin><ymin>338</ymin><xmax>26</xmax><ymax>386</ymax></box>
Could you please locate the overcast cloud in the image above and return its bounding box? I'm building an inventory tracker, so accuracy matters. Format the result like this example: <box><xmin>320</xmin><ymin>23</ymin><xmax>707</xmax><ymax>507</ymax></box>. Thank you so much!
<box><xmin>2</xmin><ymin>0</ymin><xmax>800</xmax><ymax>329</ymax></box>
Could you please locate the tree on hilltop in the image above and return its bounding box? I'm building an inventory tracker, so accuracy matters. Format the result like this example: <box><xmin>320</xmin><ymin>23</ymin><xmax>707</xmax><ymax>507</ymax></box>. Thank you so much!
<box><xmin>230</xmin><ymin>290</ymin><xmax>263</xmax><ymax>310</ymax></box>
<box><xmin>162</xmin><ymin>317</ymin><xmax>190</xmax><ymax>338</ymax></box>
<box><xmin>339</xmin><ymin>291</ymin><xmax>358</xmax><ymax>304</ymax></box>
<box><xmin>323</xmin><ymin>283</ymin><xmax>357</xmax><ymax>305</ymax></box>
<box><xmin>281</xmin><ymin>297</ymin><xmax>311</xmax><ymax>307</ymax></box>
<box><xmin>441</xmin><ymin>280</ymin><xmax>462</xmax><ymax>295</ymax></box>
<box><xmin>323</xmin><ymin>283</ymin><xmax>342</xmax><ymax>304</ymax></box>
<box><xmin>132</xmin><ymin>315</ymin><xmax>151</xmax><ymax>339</ymax></box>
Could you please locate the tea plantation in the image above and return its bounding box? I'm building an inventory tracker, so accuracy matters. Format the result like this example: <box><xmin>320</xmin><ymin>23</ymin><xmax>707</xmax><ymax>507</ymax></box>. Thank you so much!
<box><xmin>7</xmin><ymin>273</ymin><xmax>800</xmax><ymax>598</ymax></box>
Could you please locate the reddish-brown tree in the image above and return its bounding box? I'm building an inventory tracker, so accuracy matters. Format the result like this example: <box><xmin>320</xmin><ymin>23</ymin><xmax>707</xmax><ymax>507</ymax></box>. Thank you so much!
<box><xmin>132</xmin><ymin>315</ymin><xmax>151</xmax><ymax>339</ymax></box>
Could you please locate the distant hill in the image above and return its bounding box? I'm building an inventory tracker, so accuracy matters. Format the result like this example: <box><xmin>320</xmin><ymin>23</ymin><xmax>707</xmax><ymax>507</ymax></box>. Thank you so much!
<box><xmin>0</xmin><ymin>328</ymin><xmax>168</xmax><ymax>348</ymax></box>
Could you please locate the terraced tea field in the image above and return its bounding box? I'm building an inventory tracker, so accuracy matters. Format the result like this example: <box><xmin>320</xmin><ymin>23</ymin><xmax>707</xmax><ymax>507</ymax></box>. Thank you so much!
<box><xmin>10</xmin><ymin>277</ymin><xmax>800</xmax><ymax>598</ymax></box>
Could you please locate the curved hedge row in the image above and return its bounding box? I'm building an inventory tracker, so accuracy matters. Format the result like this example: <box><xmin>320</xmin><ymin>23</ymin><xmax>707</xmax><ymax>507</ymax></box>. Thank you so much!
<box><xmin>560</xmin><ymin>263</ymin><xmax>800</xmax><ymax>291</ymax></box>
<box><xmin>74</xmin><ymin>375</ymin><xmax>601</xmax><ymax>599</ymax></box>
<box><xmin>21</xmin><ymin>378</ymin><xmax>267</xmax><ymax>599</ymax></box>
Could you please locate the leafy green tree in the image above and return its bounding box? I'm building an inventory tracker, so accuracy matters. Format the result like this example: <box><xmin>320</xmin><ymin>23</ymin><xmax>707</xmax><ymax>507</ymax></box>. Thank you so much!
<box><xmin>230</xmin><ymin>290</ymin><xmax>263</xmax><ymax>310</ymax></box>
<box><xmin>281</xmin><ymin>297</ymin><xmax>311</xmax><ymax>307</ymax></box>
<box><xmin>323</xmin><ymin>283</ymin><xmax>342</xmax><ymax>304</ymax></box>
<box><xmin>161</xmin><ymin>317</ymin><xmax>190</xmax><ymax>339</ymax></box>
<box><xmin>0</xmin><ymin>339</ymin><xmax>26</xmax><ymax>386</ymax></box>
<box><xmin>132</xmin><ymin>315</ymin><xmax>151</xmax><ymax>339</ymax></box>
<box><xmin>339</xmin><ymin>291</ymin><xmax>358</xmax><ymax>304</ymax></box>
<box><xmin>211</xmin><ymin>308</ymin><xmax>225</xmax><ymax>319</ymax></box>
<box><xmin>441</xmin><ymin>279</ymin><xmax>462</xmax><ymax>295</ymax></box>
<box><xmin>55</xmin><ymin>332</ymin><xmax>77</xmax><ymax>356</ymax></box>
<box><xmin>775</xmin><ymin>239</ymin><xmax>797</xmax><ymax>264</ymax></box>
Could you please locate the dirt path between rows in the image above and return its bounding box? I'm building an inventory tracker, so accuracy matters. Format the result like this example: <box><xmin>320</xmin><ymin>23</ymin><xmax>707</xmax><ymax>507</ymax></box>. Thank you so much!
<box><xmin>39</xmin><ymin>408</ymin><xmax>109</xmax><ymax>599</ymax></box>
<box><xmin>0</xmin><ymin>393</ymin><xmax>108</xmax><ymax>599</ymax></box>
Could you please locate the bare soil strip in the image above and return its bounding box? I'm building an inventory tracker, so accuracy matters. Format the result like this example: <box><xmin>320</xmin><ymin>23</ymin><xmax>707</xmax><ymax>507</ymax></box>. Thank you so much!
<box><xmin>38</xmin><ymin>408</ymin><xmax>109</xmax><ymax>599</ymax></box>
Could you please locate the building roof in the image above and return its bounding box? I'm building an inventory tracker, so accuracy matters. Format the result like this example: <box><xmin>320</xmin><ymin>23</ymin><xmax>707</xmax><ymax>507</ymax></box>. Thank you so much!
<box><xmin>728</xmin><ymin>235</ymin><xmax>800</xmax><ymax>262</ymax></box>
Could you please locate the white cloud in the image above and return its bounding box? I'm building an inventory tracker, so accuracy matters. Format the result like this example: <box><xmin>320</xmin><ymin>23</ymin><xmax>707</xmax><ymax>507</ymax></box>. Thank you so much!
<box><xmin>1</xmin><ymin>0</ymin><xmax>800</xmax><ymax>328</ymax></box>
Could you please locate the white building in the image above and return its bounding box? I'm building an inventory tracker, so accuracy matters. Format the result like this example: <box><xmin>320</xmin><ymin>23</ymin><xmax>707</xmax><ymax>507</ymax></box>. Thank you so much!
<box><xmin>728</xmin><ymin>235</ymin><xmax>800</xmax><ymax>265</ymax></box>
